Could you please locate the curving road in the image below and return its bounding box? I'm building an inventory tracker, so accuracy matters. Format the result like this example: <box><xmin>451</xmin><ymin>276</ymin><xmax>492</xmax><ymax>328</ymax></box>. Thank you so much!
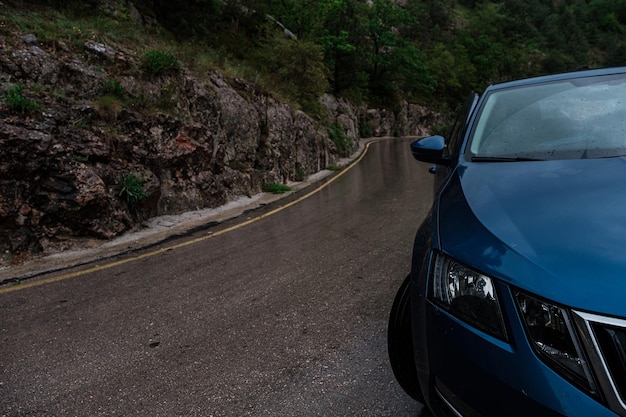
<box><xmin>0</xmin><ymin>138</ymin><xmax>434</xmax><ymax>417</ymax></box>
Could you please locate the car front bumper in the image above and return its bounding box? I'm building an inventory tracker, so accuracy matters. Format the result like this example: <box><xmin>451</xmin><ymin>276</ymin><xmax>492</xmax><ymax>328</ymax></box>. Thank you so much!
<box><xmin>411</xmin><ymin>282</ymin><xmax>620</xmax><ymax>417</ymax></box>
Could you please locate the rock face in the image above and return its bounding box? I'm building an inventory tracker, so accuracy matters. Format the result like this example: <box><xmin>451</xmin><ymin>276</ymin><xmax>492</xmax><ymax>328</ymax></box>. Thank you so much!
<box><xmin>0</xmin><ymin>29</ymin><xmax>438</xmax><ymax>262</ymax></box>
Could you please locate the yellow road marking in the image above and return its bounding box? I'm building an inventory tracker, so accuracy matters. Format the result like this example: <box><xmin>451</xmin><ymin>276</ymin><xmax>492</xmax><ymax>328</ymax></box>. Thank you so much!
<box><xmin>0</xmin><ymin>140</ymin><xmax>378</xmax><ymax>294</ymax></box>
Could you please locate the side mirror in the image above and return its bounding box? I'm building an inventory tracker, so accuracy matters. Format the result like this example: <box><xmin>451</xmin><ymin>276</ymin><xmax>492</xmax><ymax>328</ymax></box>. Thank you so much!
<box><xmin>410</xmin><ymin>135</ymin><xmax>450</xmax><ymax>166</ymax></box>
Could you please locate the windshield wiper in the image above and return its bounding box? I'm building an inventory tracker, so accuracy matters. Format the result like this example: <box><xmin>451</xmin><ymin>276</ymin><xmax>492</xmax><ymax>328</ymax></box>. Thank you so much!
<box><xmin>471</xmin><ymin>156</ymin><xmax>544</xmax><ymax>162</ymax></box>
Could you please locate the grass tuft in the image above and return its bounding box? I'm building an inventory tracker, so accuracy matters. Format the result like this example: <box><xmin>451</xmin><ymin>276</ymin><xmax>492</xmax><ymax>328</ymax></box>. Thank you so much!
<box><xmin>262</xmin><ymin>183</ymin><xmax>292</xmax><ymax>194</ymax></box>
<box><xmin>142</xmin><ymin>50</ymin><xmax>181</xmax><ymax>76</ymax></box>
<box><xmin>4</xmin><ymin>84</ymin><xmax>39</xmax><ymax>114</ymax></box>
<box><xmin>119</xmin><ymin>173</ymin><xmax>147</xmax><ymax>204</ymax></box>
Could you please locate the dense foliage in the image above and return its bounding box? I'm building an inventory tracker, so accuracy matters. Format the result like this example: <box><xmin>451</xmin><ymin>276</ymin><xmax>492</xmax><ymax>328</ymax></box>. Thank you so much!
<box><xmin>148</xmin><ymin>0</ymin><xmax>626</xmax><ymax>111</ymax></box>
<box><xmin>13</xmin><ymin>0</ymin><xmax>626</xmax><ymax>112</ymax></box>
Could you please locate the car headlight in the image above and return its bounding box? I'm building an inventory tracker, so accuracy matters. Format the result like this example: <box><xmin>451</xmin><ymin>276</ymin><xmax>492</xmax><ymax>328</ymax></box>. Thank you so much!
<box><xmin>431</xmin><ymin>253</ymin><xmax>507</xmax><ymax>340</ymax></box>
<box><xmin>515</xmin><ymin>291</ymin><xmax>598</xmax><ymax>395</ymax></box>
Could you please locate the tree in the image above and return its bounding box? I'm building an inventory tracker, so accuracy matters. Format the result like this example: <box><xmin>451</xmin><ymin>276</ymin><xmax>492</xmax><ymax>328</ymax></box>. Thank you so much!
<box><xmin>404</xmin><ymin>0</ymin><xmax>454</xmax><ymax>42</ymax></box>
<box><xmin>456</xmin><ymin>2</ymin><xmax>529</xmax><ymax>85</ymax></box>
<box><xmin>316</xmin><ymin>0</ymin><xmax>370</xmax><ymax>100</ymax></box>
<box><xmin>267</xmin><ymin>0</ymin><xmax>324</xmax><ymax>40</ymax></box>
<box><xmin>425</xmin><ymin>42</ymin><xmax>476</xmax><ymax>105</ymax></box>
<box><xmin>259</xmin><ymin>31</ymin><xmax>330</xmax><ymax>113</ymax></box>
<box><xmin>364</xmin><ymin>0</ymin><xmax>434</xmax><ymax>105</ymax></box>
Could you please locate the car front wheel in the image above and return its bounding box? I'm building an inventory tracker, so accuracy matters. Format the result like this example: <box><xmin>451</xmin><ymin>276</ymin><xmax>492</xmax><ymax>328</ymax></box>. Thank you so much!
<box><xmin>388</xmin><ymin>274</ymin><xmax>424</xmax><ymax>402</ymax></box>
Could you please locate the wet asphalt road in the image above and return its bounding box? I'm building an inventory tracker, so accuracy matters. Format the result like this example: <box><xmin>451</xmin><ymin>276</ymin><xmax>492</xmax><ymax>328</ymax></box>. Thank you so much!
<box><xmin>0</xmin><ymin>138</ymin><xmax>434</xmax><ymax>417</ymax></box>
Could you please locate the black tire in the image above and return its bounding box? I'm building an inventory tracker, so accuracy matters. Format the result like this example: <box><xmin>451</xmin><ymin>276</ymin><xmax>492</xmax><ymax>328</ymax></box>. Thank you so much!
<box><xmin>388</xmin><ymin>274</ymin><xmax>424</xmax><ymax>402</ymax></box>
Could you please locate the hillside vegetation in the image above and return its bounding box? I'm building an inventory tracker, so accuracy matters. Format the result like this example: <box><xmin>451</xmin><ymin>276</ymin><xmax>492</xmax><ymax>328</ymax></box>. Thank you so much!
<box><xmin>5</xmin><ymin>0</ymin><xmax>626</xmax><ymax>116</ymax></box>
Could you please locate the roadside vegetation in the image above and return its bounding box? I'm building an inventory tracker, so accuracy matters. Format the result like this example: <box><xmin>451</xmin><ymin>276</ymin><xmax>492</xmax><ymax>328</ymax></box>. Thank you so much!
<box><xmin>3</xmin><ymin>0</ymin><xmax>625</xmax><ymax>120</ymax></box>
<box><xmin>118</xmin><ymin>173</ymin><xmax>148</xmax><ymax>205</ymax></box>
<box><xmin>262</xmin><ymin>183</ymin><xmax>293</xmax><ymax>194</ymax></box>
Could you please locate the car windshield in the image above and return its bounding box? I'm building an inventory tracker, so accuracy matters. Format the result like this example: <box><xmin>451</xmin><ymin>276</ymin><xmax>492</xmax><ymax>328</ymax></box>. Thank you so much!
<box><xmin>467</xmin><ymin>73</ymin><xmax>626</xmax><ymax>161</ymax></box>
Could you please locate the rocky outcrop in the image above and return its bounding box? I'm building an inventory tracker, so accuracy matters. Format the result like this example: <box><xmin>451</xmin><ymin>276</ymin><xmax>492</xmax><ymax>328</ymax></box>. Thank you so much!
<box><xmin>0</xmin><ymin>27</ymin><xmax>437</xmax><ymax>263</ymax></box>
<box><xmin>322</xmin><ymin>94</ymin><xmax>438</xmax><ymax>139</ymax></box>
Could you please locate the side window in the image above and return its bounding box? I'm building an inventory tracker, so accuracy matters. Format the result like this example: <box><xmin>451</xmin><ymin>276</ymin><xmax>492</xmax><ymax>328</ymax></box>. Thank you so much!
<box><xmin>445</xmin><ymin>92</ymin><xmax>479</xmax><ymax>157</ymax></box>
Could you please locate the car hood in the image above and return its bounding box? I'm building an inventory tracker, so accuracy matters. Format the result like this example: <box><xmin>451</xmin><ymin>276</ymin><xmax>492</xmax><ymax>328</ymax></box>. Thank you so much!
<box><xmin>437</xmin><ymin>157</ymin><xmax>626</xmax><ymax>314</ymax></box>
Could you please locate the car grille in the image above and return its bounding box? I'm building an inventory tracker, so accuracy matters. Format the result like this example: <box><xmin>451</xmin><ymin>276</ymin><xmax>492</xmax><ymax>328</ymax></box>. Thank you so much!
<box><xmin>591</xmin><ymin>322</ymin><xmax>626</xmax><ymax>401</ymax></box>
<box><xmin>574</xmin><ymin>311</ymin><xmax>626</xmax><ymax>416</ymax></box>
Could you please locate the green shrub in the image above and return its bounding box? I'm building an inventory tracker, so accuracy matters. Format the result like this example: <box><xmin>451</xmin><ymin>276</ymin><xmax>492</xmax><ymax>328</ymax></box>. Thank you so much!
<box><xmin>260</xmin><ymin>33</ymin><xmax>329</xmax><ymax>114</ymax></box>
<box><xmin>119</xmin><ymin>173</ymin><xmax>147</xmax><ymax>204</ymax></box>
<box><xmin>328</xmin><ymin>123</ymin><xmax>351</xmax><ymax>157</ymax></box>
<box><xmin>4</xmin><ymin>84</ymin><xmax>39</xmax><ymax>114</ymax></box>
<box><xmin>142</xmin><ymin>50</ymin><xmax>181</xmax><ymax>75</ymax></box>
<box><xmin>359</xmin><ymin>122</ymin><xmax>373</xmax><ymax>139</ymax></box>
<box><xmin>102</xmin><ymin>79</ymin><xmax>126</xmax><ymax>99</ymax></box>
<box><xmin>262</xmin><ymin>183</ymin><xmax>292</xmax><ymax>194</ymax></box>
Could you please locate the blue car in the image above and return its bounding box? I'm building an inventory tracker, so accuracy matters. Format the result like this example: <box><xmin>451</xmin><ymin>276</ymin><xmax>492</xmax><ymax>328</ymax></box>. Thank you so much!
<box><xmin>388</xmin><ymin>67</ymin><xmax>626</xmax><ymax>417</ymax></box>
